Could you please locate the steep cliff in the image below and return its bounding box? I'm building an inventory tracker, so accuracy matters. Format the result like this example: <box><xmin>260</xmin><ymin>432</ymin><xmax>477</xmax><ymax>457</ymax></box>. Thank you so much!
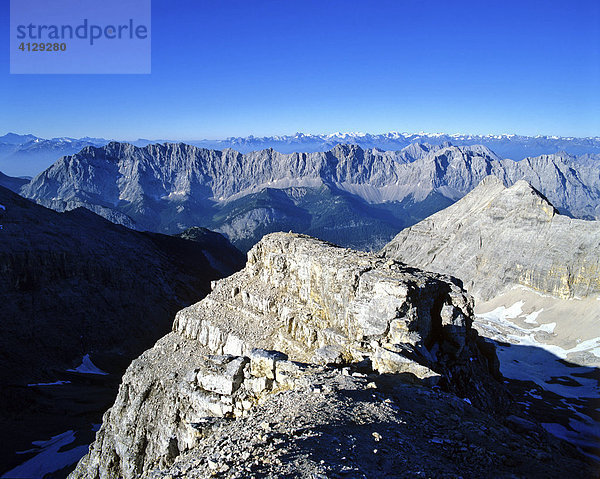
<box><xmin>66</xmin><ymin>233</ymin><xmax>586</xmax><ymax>479</ymax></box>
<box><xmin>382</xmin><ymin>176</ymin><xmax>600</xmax><ymax>301</ymax></box>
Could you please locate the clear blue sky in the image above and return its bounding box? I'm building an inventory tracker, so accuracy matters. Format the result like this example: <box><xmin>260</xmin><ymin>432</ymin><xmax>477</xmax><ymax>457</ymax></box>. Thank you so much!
<box><xmin>1</xmin><ymin>0</ymin><xmax>599</xmax><ymax>139</ymax></box>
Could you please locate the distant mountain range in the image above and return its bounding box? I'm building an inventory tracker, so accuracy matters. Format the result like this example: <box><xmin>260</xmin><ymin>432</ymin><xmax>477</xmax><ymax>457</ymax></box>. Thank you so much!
<box><xmin>17</xmin><ymin>141</ymin><xmax>600</xmax><ymax>251</ymax></box>
<box><xmin>195</xmin><ymin>131</ymin><xmax>600</xmax><ymax>160</ymax></box>
<box><xmin>0</xmin><ymin>133</ymin><xmax>109</xmax><ymax>177</ymax></box>
<box><xmin>2</xmin><ymin>131</ymin><xmax>600</xmax><ymax>177</ymax></box>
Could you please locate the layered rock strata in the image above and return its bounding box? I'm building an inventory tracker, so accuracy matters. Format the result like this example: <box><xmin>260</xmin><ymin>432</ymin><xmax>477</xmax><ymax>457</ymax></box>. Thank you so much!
<box><xmin>382</xmin><ymin>176</ymin><xmax>600</xmax><ymax>301</ymax></box>
<box><xmin>70</xmin><ymin>233</ymin><xmax>509</xmax><ymax>479</ymax></box>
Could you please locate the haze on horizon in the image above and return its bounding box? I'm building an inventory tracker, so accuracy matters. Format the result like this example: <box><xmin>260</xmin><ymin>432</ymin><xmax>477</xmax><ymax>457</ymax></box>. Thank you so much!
<box><xmin>1</xmin><ymin>0</ymin><xmax>599</xmax><ymax>139</ymax></box>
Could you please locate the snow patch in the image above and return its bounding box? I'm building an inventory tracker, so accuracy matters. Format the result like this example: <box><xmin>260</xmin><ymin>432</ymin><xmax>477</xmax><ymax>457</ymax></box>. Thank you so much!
<box><xmin>2</xmin><ymin>430</ymin><xmax>88</xmax><ymax>479</ymax></box>
<box><xmin>534</xmin><ymin>322</ymin><xmax>556</xmax><ymax>334</ymax></box>
<box><xmin>523</xmin><ymin>309</ymin><xmax>543</xmax><ymax>324</ymax></box>
<box><xmin>67</xmin><ymin>354</ymin><xmax>108</xmax><ymax>375</ymax></box>
<box><xmin>27</xmin><ymin>380</ymin><xmax>71</xmax><ymax>387</ymax></box>
<box><xmin>479</xmin><ymin>301</ymin><xmax>525</xmax><ymax>322</ymax></box>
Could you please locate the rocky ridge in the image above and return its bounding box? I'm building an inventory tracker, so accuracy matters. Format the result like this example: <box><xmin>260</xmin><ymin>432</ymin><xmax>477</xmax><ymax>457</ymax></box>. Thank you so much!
<box><xmin>381</xmin><ymin>176</ymin><xmax>600</xmax><ymax>460</ymax></box>
<box><xmin>69</xmin><ymin>233</ymin><xmax>594</xmax><ymax>479</ymax></box>
<box><xmin>4</xmin><ymin>131</ymin><xmax>600</xmax><ymax>178</ymax></box>
<box><xmin>382</xmin><ymin>176</ymin><xmax>600</xmax><ymax>301</ymax></box>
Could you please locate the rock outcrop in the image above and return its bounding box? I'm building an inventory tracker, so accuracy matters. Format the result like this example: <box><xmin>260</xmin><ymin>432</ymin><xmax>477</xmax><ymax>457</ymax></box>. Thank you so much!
<box><xmin>19</xmin><ymin>142</ymin><xmax>600</xmax><ymax>251</ymax></box>
<box><xmin>69</xmin><ymin>233</ymin><xmax>529</xmax><ymax>479</ymax></box>
<box><xmin>382</xmin><ymin>176</ymin><xmax>600</xmax><ymax>301</ymax></box>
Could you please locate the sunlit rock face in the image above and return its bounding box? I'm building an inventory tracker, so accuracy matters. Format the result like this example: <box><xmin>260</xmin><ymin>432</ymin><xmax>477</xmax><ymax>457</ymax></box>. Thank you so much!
<box><xmin>382</xmin><ymin>175</ymin><xmax>600</xmax><ymax>301</ymax></box>
<box><xmin>69</xmin><ymin>233</ymin><xmax>509</xmax><ymax>479</ymax></box>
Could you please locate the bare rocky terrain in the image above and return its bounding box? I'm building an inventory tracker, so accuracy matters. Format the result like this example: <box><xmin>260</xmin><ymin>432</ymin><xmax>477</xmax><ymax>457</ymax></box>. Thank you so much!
<box><xmin>145</xmin><ymin>368</ymin><xmax>589</xmax><ymax>479</ymax></box>
<box><xmin>382</xmin><ymin>175</ymin><xmax>600</xmax><ymax>301</ymax></box>
<box><xmin>68</xmin><ymin>233</ymin><xmax>595</xmax><ymax>479</ymax></box>
<box><xmin>382</xmin><ymin>176</ymin><xmax>600</xmax><ymax>461</ymax></box>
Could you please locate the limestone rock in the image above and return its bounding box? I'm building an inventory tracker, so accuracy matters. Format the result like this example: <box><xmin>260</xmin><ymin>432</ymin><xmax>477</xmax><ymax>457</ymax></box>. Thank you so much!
<box><xmin>196</xmin><ymin>355</ymin><xmax>247</xmax><ymax>396</ymax></box>
<box><xmin>69</xmin><ymin>233</ymin><xmax>506</xmax><ymax>479</ymax></box>
<box><xmin>382</xmin><ymin>176</ymin><xmax>600</xmax><ymax>301</ymax></box>
<box><xmin>312</xmin><ymin>345</ymin><xmax>344</xmax><ymax>365</ymax></box>
<box><xmin>249</xmin><ymin>349</ymin><xmax>287</xmax><ymax>380</ymax></box>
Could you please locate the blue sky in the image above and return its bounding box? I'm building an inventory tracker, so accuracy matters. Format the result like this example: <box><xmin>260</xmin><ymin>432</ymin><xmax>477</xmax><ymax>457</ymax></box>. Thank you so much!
<box><xmin>1</xmin><ymin>0</ymin><xmax>599</xmax><ymax>139</ymax></box>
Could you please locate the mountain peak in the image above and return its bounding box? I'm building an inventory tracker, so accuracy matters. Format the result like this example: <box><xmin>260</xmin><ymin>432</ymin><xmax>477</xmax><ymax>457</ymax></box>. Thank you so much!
<box><xmin>477</xmin><ymin>176</ymin><xmax>557</xmax><ymax>219</ymax></box>
<box><xmin>383</xmin><ymin>176</ymin><xmax>599</xmax><ymax>301</ymax></box>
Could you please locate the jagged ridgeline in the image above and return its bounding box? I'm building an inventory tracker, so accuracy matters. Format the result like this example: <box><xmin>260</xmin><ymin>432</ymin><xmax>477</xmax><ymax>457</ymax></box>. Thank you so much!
<box><xmin>19</xmin><ymin>142</ymin><xmax>600</xmax><ymax>252</ymax></box>
<box><xmin>69</xmin><ymin>233</ymin><xmax>592</xmax><ymax>479</ymax></box>
<box><xmin>3</xmin><ymin>132</ymin><xmax>600</xmax><ymax>179</ymax></box>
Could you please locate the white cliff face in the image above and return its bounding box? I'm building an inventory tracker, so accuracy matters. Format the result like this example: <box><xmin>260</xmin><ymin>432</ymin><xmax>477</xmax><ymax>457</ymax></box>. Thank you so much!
<box><xmin>69</xmin><ymin>233</ymin><xmax>507</xmax><ymax>479</ymax></box>
<box><xmin>382</xmin><ymin>176</ymin><xmax>600</xmax><ymax>302</ymax></box>
<box><xmin>19</xmin><ymin>143</ymin><xmax>600</xmax><ymax>251</ymax></box>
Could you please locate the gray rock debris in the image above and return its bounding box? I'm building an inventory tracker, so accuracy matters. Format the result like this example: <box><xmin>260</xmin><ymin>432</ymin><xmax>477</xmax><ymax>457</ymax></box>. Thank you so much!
<box><xmin>144</xmin><ymin>370</ymin><xmax>594</xmax><ymax>479</ymax></box>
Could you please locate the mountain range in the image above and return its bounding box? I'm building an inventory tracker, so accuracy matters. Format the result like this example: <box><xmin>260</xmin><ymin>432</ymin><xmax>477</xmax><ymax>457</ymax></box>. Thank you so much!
<box><xmin>2</xmin><ymin>131</ymin><xmax>600</xmax><ymax>178</ymax></box>
<box><xmin>17</xmin><ymin>141</ymin><xmax>600</xmax><ymax>252</ymax></box>
<box><xmin>0</xmin><ymin>134</ymin><xmax>108</xmax><ymax>178</ymax></box>
<box><xmin>195</xmin><ymin>131</ymin><xmax>600</xmax><ymax>160</ymax></box>
<box><xmin>2</xmin><ymin>137</ymin><xmax>600</xmax><ymax>476</ymax></box>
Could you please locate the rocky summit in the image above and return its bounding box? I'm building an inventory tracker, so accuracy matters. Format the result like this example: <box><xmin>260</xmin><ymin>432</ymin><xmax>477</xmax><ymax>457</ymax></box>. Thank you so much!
<box><xmin>382</xmin><ymin>175</ymin><xmax>600</xmax><ymax>301</ymax></box>
<box><xmin>69</xmin><ymin>233</ymin><xmax>593</xmax><ymax>479</ymax></box>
